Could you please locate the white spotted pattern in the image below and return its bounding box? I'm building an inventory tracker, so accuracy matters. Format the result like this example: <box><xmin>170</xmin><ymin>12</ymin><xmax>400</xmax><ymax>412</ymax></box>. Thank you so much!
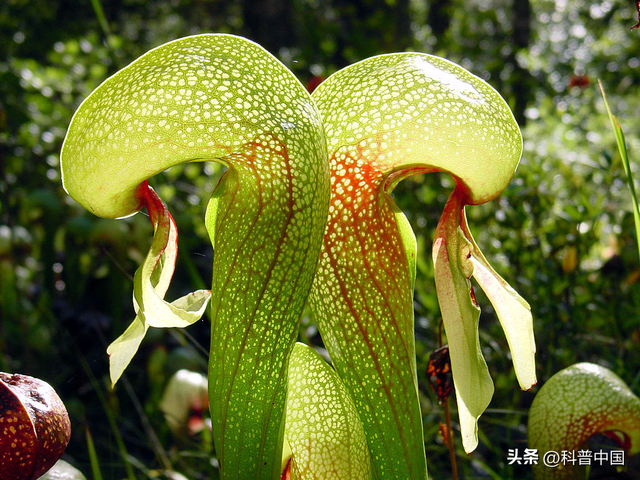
<box><xmin>309</xmin><ymin>53</ymin><xmax>523</xmax><ymax>479</ymax></box>
<box><xmin>528</xmin><ymin>363</ymin><xmax>640</xmax><ymax>480</ymax></box>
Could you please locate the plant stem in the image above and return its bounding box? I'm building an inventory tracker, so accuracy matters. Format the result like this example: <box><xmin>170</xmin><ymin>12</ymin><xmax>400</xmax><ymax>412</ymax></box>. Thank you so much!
<box><xmin>443</xmin><ymin>397</ymin><xmax>459</xmax><ymax>480</ymax></box>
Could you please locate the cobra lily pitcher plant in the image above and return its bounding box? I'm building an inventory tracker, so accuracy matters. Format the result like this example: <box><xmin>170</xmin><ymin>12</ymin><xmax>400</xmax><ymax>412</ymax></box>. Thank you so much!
<box><xmin>61</xmin><ymin>34</ymin><xmax>535</xmax><ymax>479</ymax></box>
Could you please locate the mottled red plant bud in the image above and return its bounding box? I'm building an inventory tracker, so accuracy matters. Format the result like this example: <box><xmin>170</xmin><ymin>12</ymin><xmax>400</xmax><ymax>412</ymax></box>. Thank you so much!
<box><xmin>0</xmin><ymin>373</ymin><xmax>71</xmax><ymax>480</ymax></box>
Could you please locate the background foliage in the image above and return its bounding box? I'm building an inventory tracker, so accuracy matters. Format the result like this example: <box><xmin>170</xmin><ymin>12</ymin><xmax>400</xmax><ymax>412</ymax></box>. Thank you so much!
<box><xmin>1</xmin><ymin>0</ymin><xmax>639</xmax><ymax>478</ymax></box>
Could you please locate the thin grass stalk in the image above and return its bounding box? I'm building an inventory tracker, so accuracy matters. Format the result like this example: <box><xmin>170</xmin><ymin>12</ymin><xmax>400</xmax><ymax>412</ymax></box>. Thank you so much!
<box><xmin>120</xmin><ymin>375</ymin><xmax>173</xmax><ymax>471</ymax></box>
<box><xmin>599</xmin><ymin>80</ymin><xmax>640</xmax><ymax>263</ymax></box>
<box><xmin>89</xmin><ymin>0</ymin><xmax>111</xmax><ymax>40</ymax></box>
<box><xmin>77</xmin><ymin>352</ymin><xmax>137</xmax><ymax>480</ymax></box>
<box><xmin>85</xmin><ymin>425</ymin><xmax>103</xmax><ymax>480</ymax></box>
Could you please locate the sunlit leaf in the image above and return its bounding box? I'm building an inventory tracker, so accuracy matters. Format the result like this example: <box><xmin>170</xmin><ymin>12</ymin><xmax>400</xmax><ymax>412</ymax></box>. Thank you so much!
<box><xmin>459</xmin><ymin>212</ymin><xmax>536</xmax><ymax>390</ymax></box>
<box><xmin>310</xmin><ymin>52</ymin><xmax>530</xmax><ymax>467</ymax></box>
<box><xmin>528</xmin><ymin>363</ymin><xmax>640</xmax><ymax>480</ymax></box>
<box><xmin>107</xmin><ymin>184</ymin><xmax>211</xmax><ymax>386</ymax></box>
<box><xmin>284</xmin><ymin>343</ymin><xmax>371</xmax><ymax>480</ymax></box>
<box><xmin>432</xmin><ymin>192</ymin><xmax>494</xmax><ymax>452</ymax></box>
<box><xmin>61</xmin><ymin>34</ymin><xmax>330</xmax><ymax>479</ymax></box>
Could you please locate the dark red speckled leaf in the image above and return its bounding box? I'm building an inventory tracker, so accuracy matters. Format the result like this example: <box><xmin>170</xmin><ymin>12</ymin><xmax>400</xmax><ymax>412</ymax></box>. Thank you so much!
<box><xmin>0</xmin><ymin>373</ymin><xmax>71</xmax><ymax>480</ymax></box>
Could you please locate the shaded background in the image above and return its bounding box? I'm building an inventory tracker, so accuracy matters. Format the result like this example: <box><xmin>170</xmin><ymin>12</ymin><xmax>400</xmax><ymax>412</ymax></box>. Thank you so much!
<box><xmin>1</xmin><ymin>0</ymin><xmax>640</xmax><ymax>478</ymax></box>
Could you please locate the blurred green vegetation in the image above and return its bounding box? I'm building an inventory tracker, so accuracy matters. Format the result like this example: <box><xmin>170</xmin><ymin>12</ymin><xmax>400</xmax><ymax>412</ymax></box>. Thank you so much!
<box><xmin>1</xmin><ymin>0</ymin><xmax>639</xmax><ymax>479</ymax></box>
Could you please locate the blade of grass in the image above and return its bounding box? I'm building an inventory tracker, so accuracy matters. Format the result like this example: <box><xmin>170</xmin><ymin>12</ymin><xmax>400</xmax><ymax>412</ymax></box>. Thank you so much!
<box><xmin>57</xmin><ymin>310</ymin><xmax>136</xmax><ymax>479</ymax></box>
<box><xmin>120</xmin><ymin>374</ymin><xmax>173</xmax><ymax>471</ymax></box>
<box><xmin>76</xmin><ymin>352</ymin><xmax>137</xmax><ymax>480</ymax></box>
<box><xmin>599</xmin><ymin>80</ymin><xmax>640</xmax><ymax>263</ymax></box>
<box><xmin>85</xmin><ymin>424</ymin><xmax>104</xmax><ymax>480</ymax></box>
<box><xmin>89</xmin><ymin>0</ymin><xmax>111</xmax><ymax>39</ymax></box>
<box><xmin>88</xmin><ymin>0</ymin><xmax>120</xmax><ymax>66</ymax></box>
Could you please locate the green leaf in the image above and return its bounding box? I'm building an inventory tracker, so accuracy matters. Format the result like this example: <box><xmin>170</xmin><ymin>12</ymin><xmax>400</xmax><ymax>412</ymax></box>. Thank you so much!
<box><xmin>391</xmin><ymin>200</ymin><xmax>418</xmax><ymax>292</ymax></box>
<box><xmin>106</xmin><ymin>185</ymin><xmax>210</xmax><ymax>387</ymax></box>
<box><xmin>599</xmin><ymin>80</ymin><xmax>640</xmax><ymax>264</ymax></box>
<box><xmin>460</xmin><ymin>212</ymin><xmax>536</xmax><ymax>391</ymax></box>
<box><xmin>528</xmin><ymin>363</ymin><xmax>640</xmax><ymax>480</ymax></box>
<box><xmin>309</xmin><ymin>52</ymin><xmax>528</xmax><ymax>473</ymax></box>
<box><xmin>432</xmin><ymin>191</ymin><xmax>494</xmax><ymax>453</ymax></box>
<box><xmin>433</xmin><ymin>196</ymin><xmax>534</xmax><ymax>453</ymax></box>
<box><xmin>284</xmin><ymin>343</ymin><xmax>371</xmax><ymax>480</ymax></box>
<box><xmin>61</xmin><ymin>34</ymin><xmax>330</xmax><ymax>479</ymax></box>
